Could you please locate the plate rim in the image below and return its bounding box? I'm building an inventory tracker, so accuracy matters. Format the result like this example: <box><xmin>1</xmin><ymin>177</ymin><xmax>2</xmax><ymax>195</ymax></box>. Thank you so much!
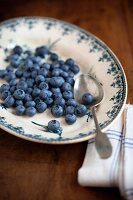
<box><xmin>0</xmin><ymin>16</ymin><xmax>128</xmax><ymax>144</ymax></box>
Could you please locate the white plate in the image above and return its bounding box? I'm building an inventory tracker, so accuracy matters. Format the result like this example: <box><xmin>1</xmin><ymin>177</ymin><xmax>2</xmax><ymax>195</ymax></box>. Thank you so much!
<box><xmin>0</xmin><ymin>17</ymin><xmax>127</xmax><ymax>144</ymax></box>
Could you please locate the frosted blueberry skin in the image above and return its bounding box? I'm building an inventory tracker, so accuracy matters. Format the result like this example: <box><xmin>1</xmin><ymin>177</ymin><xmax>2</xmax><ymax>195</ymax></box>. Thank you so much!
<box><xmin>0</xmin><ymin>84</ymin><xmax>10</xmax><ymax>92</ymax></box>
<box><xmin>61</xmin><ymin>82</ymin><xmax>72</xmax><ymax>91</ymax></box>
<box><xmin>65</xmin><ymin>58</ymin><xmax>75</xmax><ymax>66</ymax></box>
<box><xmin>13</xmin><ymin>45</ymin><xmax>23</xmax><ymax>55</ymax></box>
<box><xmin>16</xmin><ymin>105</ymin><xmax>25</xmax><ymax>115</ymax></box>
<box><xmin>36</xmin><ymin>102</ymin><xmax>47</xmax><ymax>113</ymax></box>
<box><xmin>38</xmin><ymin>82</ymin><xmax>49</xmax><ymax>90</ymax></box>
<box><xmin>70</xmin><ymin>64</ymin><xmax>80</xmax><ymax>74</ymax></box>
<box><xmin>54</xmin><ymin>97</ymin><xmax>66</xmax><ymax>107</ymax></box>
<box><xmin>66</xmin><ymin>99</ymin><xmax>77</xmax><ymax>107</ymax></box>
<box><xmin>0</xmin><ymin>69</ymin><xmax>7</xmax><ymax>78</ymax></box>
<box><xmin>82</xmin><ymin>93</ymin><xmax>93</xmax><ymax>105</ymax></box>
<box><xmin>15</xmin><ymin>100</ymin><xmax>23</xmax><ymax>107</ymax></box>
<box><xmin>50</xmin><ymin>53</ymin><xmax>59</xmax><ymax>61</ymax></box>
<box><xmin>16</xmin><ymin>81</ymin><xmax>28</xmax><ymax>91</ymax></box>
<box><xmin>13</xmin><ymin>89</ymin><xmax>25</xmax><ymax>100</ymax></box>
<box><xmin>65</xmin><ymin>106</ymin><xmax>75</xmax><ymax>114</ymax></box>
<box><xmin>4</xmin><ymin>96</ymin><xmax>15</xmax><ymax>107</ymax></box>
<box><xmin>1</xmin><ymin>90</ymin><xmax>11</xmax><ymax>100</ymax></box>
<box><xmin>35</xmin><ymin>46</ymin><xmax>49</xmax><ymax>58</ymax></box>
<box><xmin>25</xmin><ymin>107</ymin><xmax>36</xmax><ymax>117</ymax></box>
<box><xmin>65</xmin><ymin>114</ymin><xmax>77</xmax><ymax>125</ymax></box>
<box><xmin>48</xmin><ymin>120</ymin><xmax>60</xmax><ymax>132</ymax></box>
<box><xmin>76</xmin><ymin>104</ymin><xmax>87</xmax><ymax>117</ymax></box>
<box><xmin>51</xmin><ymin>105</ymin><xmax>64</xmax><ymax>117</ymax></box>
<box><xmin>63</xmin><ymin>91</ymin><xmax>73</xmax><ymax>100</ymax></box>
<box><xmin>25</xmin><ymin>101</ymin><xmax>36</xmax><ymax>108</ymax></box>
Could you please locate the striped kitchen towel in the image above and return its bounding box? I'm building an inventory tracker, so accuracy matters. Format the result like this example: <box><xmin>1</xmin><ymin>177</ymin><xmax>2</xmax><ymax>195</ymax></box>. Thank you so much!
<box><xmin>78</xmin><ymin>104</ymin><xmax>133</xmax><ymax>200</ymax></box>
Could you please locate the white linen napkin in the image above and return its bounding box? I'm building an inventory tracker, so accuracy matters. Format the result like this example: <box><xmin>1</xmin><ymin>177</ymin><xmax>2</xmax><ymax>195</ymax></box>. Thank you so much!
<box><xmin>78</xmin><ymin>104</ymin><xmax>133</xmax><ymax>200</ymax></box>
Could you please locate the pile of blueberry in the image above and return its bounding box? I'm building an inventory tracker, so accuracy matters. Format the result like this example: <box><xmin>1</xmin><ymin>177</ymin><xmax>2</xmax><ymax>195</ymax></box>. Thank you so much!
<box><xmin>0</xmin><ymin>45</ymin><xmax>90</xmax><ymax>125</ymax></box>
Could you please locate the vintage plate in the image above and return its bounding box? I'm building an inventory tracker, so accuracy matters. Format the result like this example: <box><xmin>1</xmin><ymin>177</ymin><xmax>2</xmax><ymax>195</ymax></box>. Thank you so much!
<box><xmin>0</xmin><ymin>17</ymin><xmax>127</xmax><ymax>144</ymax></box>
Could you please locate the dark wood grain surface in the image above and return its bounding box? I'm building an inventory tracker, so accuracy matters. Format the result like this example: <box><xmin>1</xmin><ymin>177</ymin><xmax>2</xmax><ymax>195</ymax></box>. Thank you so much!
<box><xmin>0</xmin><ymin>0</ymin><xmax>132</xmax><ymax>199</ymax></box>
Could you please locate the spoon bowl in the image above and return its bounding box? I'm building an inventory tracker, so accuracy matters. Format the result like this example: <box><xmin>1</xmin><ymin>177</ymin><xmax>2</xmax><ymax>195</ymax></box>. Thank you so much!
<box><xmin>74</xmin><ymin>74</ymin><xmax>112</xmax><ymax>159</ymax></box>
<box><xmin>74</xmin><ymin>74</ymin><xmax>104</xmax><ymax>107</ymax></box>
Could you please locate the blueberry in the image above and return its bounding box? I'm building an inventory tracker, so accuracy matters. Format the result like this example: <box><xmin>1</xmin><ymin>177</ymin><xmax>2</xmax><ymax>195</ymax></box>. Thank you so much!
<box><xmin>24</xmin><ymin>50</ymin><xmax>32</xmax><ymax>56</ymax></box>
<box><xmin>65</xmin><ymin>106</ymin><xmax>75</xmax><ymax>114</ymax></box>
<box><xmin>53</xmin><ymin>92</ymin><xmax>62</xmax><ymax>99</ymax></box>
<box><xmin>13</xmin><ymin>89</ymin><xmax>25</xmax><ymax>100</ymax></box>
<box><xmin>36</xmin><ymin>46</ymin><xmax>49</xmax><ymax>57</ymax></box>
<box><xmin>41</xmin><ymin>63</ymin><xmax>51</xmax><ymax>70</ymax></box>
<box><xmin>15</xmin><ymin>100</ymin><xmax>23</xmax><ymax>106</ymax></box>
<box><xmin>9</xmin><ymin>54</ymin><xmax>20</xmax><ymax>68</ymax></box>
<box><xmin>65</xmin><ymin>114</ymin><xmax>77</xmax><ymax>125</ymax></box>
<box><xmin>61</xmin><ymin>82</ymin><xmax>72</xmax><ymax>91</ymax></box>
<box><xmin>25</xmin><ymin>59</ymin><xmax>33</xmax><ymax>70</ymax></box>
<box><xmin>4</xmin><ymin>96</ymin><xmax>15</xmax><ymax>107</ymax></box>
<box><xmin>63</xmin><ymin>91</ymin><xmax>73</xmax><ymax>100</ymax></box>
<box><xmin>17</xmin><ymin>81</ymin><xmax>28</xmax><ymax>91</ymax></box>
<box><xmin>60</xmin><ymin>64</ymin><xmax>69</xmax><ymax>72</ymax></box>
<box><xmin>38</xmin><ymin>82</ymin><xmax>49</xmax><ymax>90</ymax></box>
<box><xmin>30</xmin><ymin>56</ymin><xmax>41</xmax><ymax>64</ymax></box>
<box><xmin>23</xmin><ymin>71</ymin><xmax>31</xmax><ymax>78</ymax></box>
<box><xmin>76</xmin><ymin>104</ymin><xmax>87</xmax><ymax>117</ymax></box>
<box><xmin>39</xmin><ymin>89</ymin><xmax>52</xmax><ymax>100</ymax></box>
<box><xmin>26</xmin><ymin>78</ymin><xmax>34</xmax><ymax>87</ymax></box>
<box><xmin>50</xmin><ymin>62</ymin><xmax>60</xmax><ymax>70</ymax></box>
<box><xmin>0</xmin><ymin>69</ymin><xmax>7</xmax><ymax>78</ymax></box>
<box><xmin>32</xmin><ymin>88</ymin><xmax>41</xmax><ymax>97</ymax></box>
<box><xmin>82</xmin><ymin>93</ymin><xmax>93</xmax><ymax>105</ymax></box>
<box><xmin>1</xmin><ymin>90</ymin><xmax>11</xmax><ymax>100</ymax></box>
<box><xmin>51</xmin><ymin>105</ymin><xmax>64</xmax><ymax>117</ymax></box>
<box><xmin>35</xmin><ymin>75</ymin><xmax>45</xmax><ymax>84</ymax></box>
<box><xmin>10</xmin><ymin>86</ymin><xmax>16</xmax><ymax>94</ymax></box>
<box><xmin>6</xmin><ymin>66</ymin><xmax>14</xmax><ymax>72</ymax></box>
<box><xmin>60</xmin><ymin>71</ymin><xmax>68</xmax><ymax>78</ymax></box>
<box><xmin>70</xmin><ymin>64</ymin><xmax>80</xmax><ymax>74</ymax></box>
<box><xmin>65</xmin><ymin>58</ymin><xmax>75</xmax><ymax>66</ymax></box>
<box><xmin>58</xmin><ymin>60</ymin><xmax>65</xmax><ymax>65</ymax></box>
<box><xmin>44</xmin><ymin>97</ymin><xmax>53</xmax><ymax>106</ymax></box>
<box><xmin>34</xmin><ymin>97</ymin><xmax>42</xmax><ymax>104</ymax></box>
<box><xmin>36</xmin><ymin>101</ymin><xmax>47</xmax><ymax>113</ymax></box>
<box><xmin>50</xmin><ymin>77</ymin><xmax>65</xmax><ymax>87</ymax></box>
<box><xmin>33</xmin><ymin>64</ymin><xmax>40</xmax><ymax>71</ymax></box>
<box><xmin>66</xmin><ymin>99</ymin><xmax>77</xmax><ymax>107</ymax></box>
<box><xmin>38</xmin><ymin>68</ymin><xmax>48</xmax><ymax>77</ymax></box>
<box><xmin>50</xmin><ymin>53</ymin><xmax>59</xmax><ymax>61</ymax></box>
<box><xmin>26</xmin><ymin>88</ymin><xmax>32</xmax><ymax>94</ymax></box>
<box><xmin>9</xmin><ymin>79</ymin><xmax>17</xmax><ymax>86</ymax></box>
<box><xmin>5</xmin><ymin>73</ymin><xmax>16</xmax><ymax>82</ymax></box>
<box><xmin>25</xmin><ymin>107</ymin><xmax>36</xmax><ymax>117</ymax></box>
<box><xmin>16</xmin><ymin>105</ymin><xmax>25</xmax><ymax>115</ymax></box>
<box><xmin>48</xmin><ymin>120</ymin><xmax>60</xmax><ymax>132</ymax></box>
<box><xmin>31</xmin><ymin>70</ymin><xmax>38</xmax><ymax>78</ymax></box>
<box><xmin>24</xmin><ymin>94</ymin><xmax>32</xmax><ymax>102</ymax></box>
<box><xmin>45</xmin><ymin>78</ymin><xmax>51</xmax><ymax>83</ymax></box>
<box><xmin>51</xmin><ymin>87</ymin><xmax>61</xmax><ymax>93</ymax></box>
<box><xmin>67</xmin><ymin>71</ymin><xmax>74</xmax><ymax>78</ymax></box>
<box><xmin>25</xmin><ymin>101</ymin><xmax>36</xmax><ymax>107</ymax></box>
<box><xmin>51</xmin><ymin>68</ymin><xmax>61</xmax><ymax>76</ymax></box>
<box><xmin>15</xmin><ymin>69</ymin><xmax>23</xmax><ymax>78</ymax></box>
<box><xmin>13</xmin><ymin>45</ymin><xmax>23</xmax><ymax>55</ymax></box>
<box><xmin>54</xmin><ymin>97</ymin><xmax>65</xmax><ymax>107</ymax></box>
<box><xmin>0</xmin><ymin>84</ymin><xmax>10</xmax><ymax>92</ymax></box>
<box><xmin>65</xmin><ymin>77</ymin><xmax>75</xmax><ymax>86</ymax></box>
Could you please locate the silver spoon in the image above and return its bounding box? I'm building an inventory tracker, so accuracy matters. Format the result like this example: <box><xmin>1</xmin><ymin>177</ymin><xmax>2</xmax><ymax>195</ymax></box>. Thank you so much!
<box><xmin>74</xmin><ymin>74</ymin><xmax>112</xmax><ymax>159</ymax></box>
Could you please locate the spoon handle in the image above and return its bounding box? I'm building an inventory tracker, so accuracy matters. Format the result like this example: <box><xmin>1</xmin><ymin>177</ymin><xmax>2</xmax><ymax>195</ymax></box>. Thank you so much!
<box><xmin>91</xmin><ymin>107</ymin><xmax>112</xmax><ymax>159</ymax></box>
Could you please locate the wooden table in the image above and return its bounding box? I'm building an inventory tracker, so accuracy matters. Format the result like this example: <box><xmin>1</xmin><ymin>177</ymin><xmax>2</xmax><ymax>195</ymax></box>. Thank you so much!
<box><xmin>0</xmin><ymin>0</ymin><xmax>132</xmax><ymax>199</ymax></box>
